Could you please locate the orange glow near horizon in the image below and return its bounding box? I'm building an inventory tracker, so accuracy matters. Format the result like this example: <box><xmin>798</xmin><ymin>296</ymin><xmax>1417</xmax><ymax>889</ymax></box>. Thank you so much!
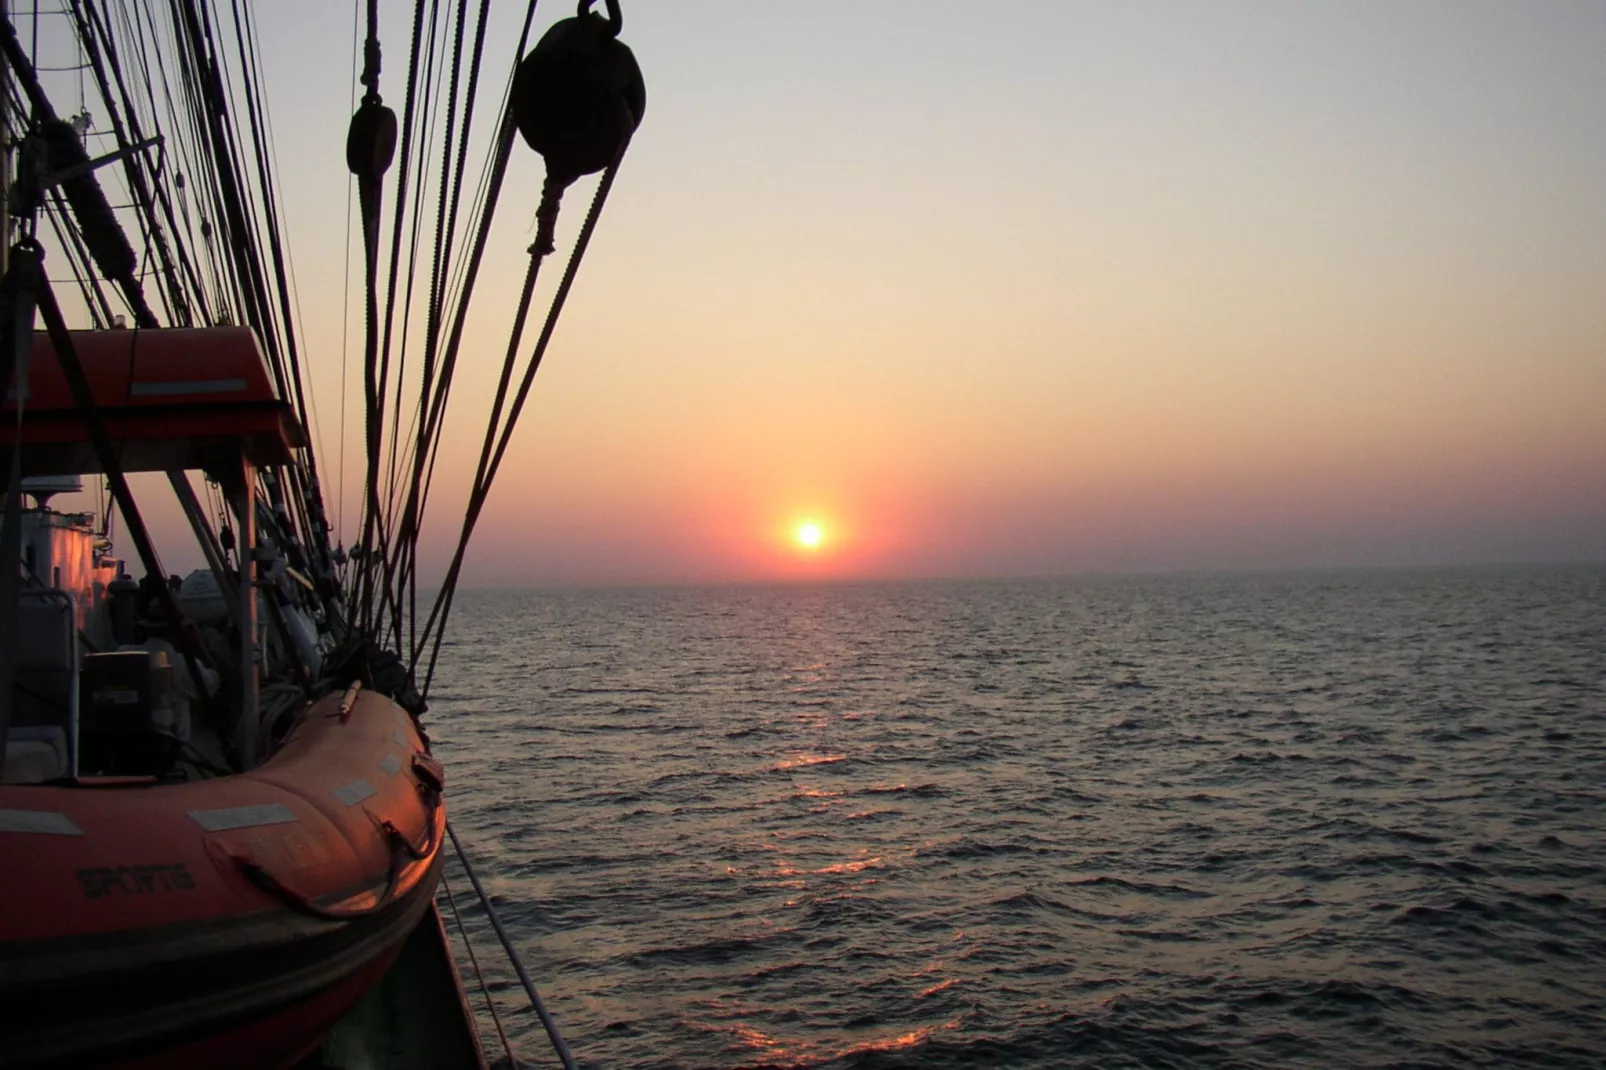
<box><xmin>269</xmin><ymin>6</ymin><xmax>1605</xmax><ymax>586</ymax></box>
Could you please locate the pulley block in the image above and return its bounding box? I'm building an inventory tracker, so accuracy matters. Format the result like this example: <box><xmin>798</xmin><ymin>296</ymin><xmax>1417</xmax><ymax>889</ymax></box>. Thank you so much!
<box><xmin>347</xmin><ymin>99</ymin><xmax>399</xmax><ymax>185</ymax></box>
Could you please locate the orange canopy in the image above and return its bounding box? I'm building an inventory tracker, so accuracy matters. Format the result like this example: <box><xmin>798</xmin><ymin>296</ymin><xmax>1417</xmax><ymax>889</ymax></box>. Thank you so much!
<box><xmin>0</xmin><ymin>327</ymin><xmax>304</xmax><ymax>474</ymax></box>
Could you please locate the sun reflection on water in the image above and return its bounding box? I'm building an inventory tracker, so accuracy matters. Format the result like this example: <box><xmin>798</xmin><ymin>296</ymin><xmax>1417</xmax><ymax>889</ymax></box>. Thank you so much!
<box><xmin>694</xmin><ymin>1015</ymin><xmax>960</xmax><ymax>1069</ymax></box>
<box><xmin>770</xmin><ymin>753</ymin><xmax>846</xmax><ymax>772</ymax></box>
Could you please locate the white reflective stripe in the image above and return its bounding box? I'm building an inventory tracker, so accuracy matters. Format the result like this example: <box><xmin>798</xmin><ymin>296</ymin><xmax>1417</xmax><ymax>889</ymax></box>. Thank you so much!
<box><xmin>393</xmin><ymin>728</ymin><xmax>409</xmax><ymax>746</ymax></box>
<box><xmin>378</xmin><ymin>753</ymin><xmax>402</xmax><ymax>776</ymax></box>
<box><xmin>0</xmin><ymin>809</ymin><xmax>83</xmax><ymax>835</ymax></box>
<box><xmin>188</xmin><ymin>804</ymin><xmax>298</xmax><ymax>831</ymax></box>
<box><xmin>333</xmin><ymin>780</ymin><xmax>377</xmax><ymax>806</ymax></box>
<box><xmin>130</xmin><ymin>378</ymin><xmax>248</xmax><ymax>397</ymax></box>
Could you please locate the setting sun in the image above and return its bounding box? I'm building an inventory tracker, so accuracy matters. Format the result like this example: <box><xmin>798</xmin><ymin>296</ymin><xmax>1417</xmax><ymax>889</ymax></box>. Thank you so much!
<box><xmin>795</xmin><ymin>521</ymin><xmax>824</xmax><ymax>550</ymax></box>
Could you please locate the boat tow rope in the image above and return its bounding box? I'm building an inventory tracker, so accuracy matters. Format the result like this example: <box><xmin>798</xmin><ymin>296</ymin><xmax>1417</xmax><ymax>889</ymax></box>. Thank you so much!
<box><xmin>444</xmin><ymin>820</ymin><xmax>578</xmax><ymax>1070</ymax></box>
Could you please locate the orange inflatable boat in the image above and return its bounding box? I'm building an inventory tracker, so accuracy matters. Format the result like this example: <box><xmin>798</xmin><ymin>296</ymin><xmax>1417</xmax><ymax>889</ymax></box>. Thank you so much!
<box><xmin>0</xmin><ymin>684</ymin><xmax>444</xmax><ymax>1068</ymax></box>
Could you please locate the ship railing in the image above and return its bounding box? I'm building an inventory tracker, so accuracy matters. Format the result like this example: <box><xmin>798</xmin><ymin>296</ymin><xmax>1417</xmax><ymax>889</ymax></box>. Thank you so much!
<box><xmin>439</xmin><ymin>820</ymin><xmax>578</xmax><ymax>1070</ymax></box>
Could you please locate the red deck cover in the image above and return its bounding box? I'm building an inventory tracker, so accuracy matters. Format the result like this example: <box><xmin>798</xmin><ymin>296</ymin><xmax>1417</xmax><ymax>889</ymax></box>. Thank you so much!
<box><xmin>0</xmin><ymin>327</ymin><xmax>303</xmax><ymax>474</ymax></box>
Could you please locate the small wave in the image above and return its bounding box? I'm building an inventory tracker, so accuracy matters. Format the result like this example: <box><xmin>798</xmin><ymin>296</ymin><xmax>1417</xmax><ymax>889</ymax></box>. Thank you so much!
<box><xmin>986</xmin><ymin>890</ymin><xmax>1128</xmax><ymax>921</ymax></box>
<box><xmin>772</xmin><ymin>754</ymin><xmax>848</xmax><ymax>772</ymax></box>
<box><xmin>557</xmin><ymin>685</ymin><xmax>663</xmax><ymax>696</ymax></box>
<box><xmin>801</xmin><ymin>894</ymin><xmax>899</xmax><ymax>927</ymax></box>
<box><xmin>1391</xmin><ymin>895</ymin><xmax>1508</xmax><ymax>933</ymax></box>
<box><xmin>1064</xmin><ymin>875</ymin><xmax>1212</xmax><ymax>899</ymax></box>
<box><xmin>1254</xmin><ymin>977</ymin><xmax>1433</xmax><ymax>1012</ymax></box>
<box><xmin>625</xmin><ymin>934</ymin><xmax>776</xmax><ymax>967</ymax></box>
<box><xmin>932</xmin><ymin>840</ymin><xmax>1037</xmax><ymax>860</ymax></box>
<box><xmin>1113</xmin><ymin>927</ymin><xmax>1202</xmax><ymax>942</ymax></box>
<box><xmin>862</xmin><ymin>782</ymin><xmax>945</xmax><ymax>797</ymax></box>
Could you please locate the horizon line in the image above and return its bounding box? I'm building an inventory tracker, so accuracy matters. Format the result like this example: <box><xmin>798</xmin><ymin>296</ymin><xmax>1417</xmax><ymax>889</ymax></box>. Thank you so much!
<box><xmin>445</xmin><ymin>557</ymin><xmax>1606</xmax><ymax>594</ymax></box>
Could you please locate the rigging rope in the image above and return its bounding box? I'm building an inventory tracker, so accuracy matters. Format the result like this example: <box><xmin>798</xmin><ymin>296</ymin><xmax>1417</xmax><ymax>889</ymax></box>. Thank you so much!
<box><xmin>348</xmin><ymin>0</ymin><xmax>399</xmax><ymax>634</ymax></box>
<box><xmin>20</xmin><ymin>0</ymin><xmax>641</xmax><ymax>710</ymax></box>
<box><xmin>388</xmin><ymin>0</ymin><xmax>538</xmax><ymax>632</ymax></box>
<box><xmin>419</xmin><ymin>148</ymin><xmax>625</xmax><ymax>690</ymax></box>
<box><xmin>349</xmin><ymin>0</ymin><xmax>419</xmax><ymax>635</ymax></box>
<box><xmin>377</xmin><ymin>0</ymin><xmax>443</xmax><ymax>564</ymax></box>
<box><xmin>339</xmin><ymin>0</ymin><xmax>360</xmax><ymax>546</ymax></box>
<box><xmin>350</xmin><ymin>0</ymin><xmax>539</xmax><ymax>659</ymax></box>
<box><xmin>397</xmin><ymin>0</ymin><xmax>472</xmax><ymax>659</ymax></box>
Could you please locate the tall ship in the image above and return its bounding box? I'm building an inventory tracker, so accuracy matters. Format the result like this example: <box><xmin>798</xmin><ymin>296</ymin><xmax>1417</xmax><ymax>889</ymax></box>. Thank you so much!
<box><xmin>0</xmin><ymin>1</ymin><xmax>643</xmax><ymax>1066</ymax></box>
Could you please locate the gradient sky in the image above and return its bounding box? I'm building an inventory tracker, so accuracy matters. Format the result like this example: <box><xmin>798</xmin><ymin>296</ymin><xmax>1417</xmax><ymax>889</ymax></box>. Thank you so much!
<box><xmin>148</xmin><ymin>3</ymin><xmax>1606</xmax><ymax>583</ymax></box>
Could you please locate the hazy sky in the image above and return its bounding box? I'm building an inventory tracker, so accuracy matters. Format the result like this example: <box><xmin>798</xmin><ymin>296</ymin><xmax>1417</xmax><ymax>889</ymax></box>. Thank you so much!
<box><xmin>167</xmin><ymin>3</ymin><xmax>1606</xmax><ymax>583</ymax></box>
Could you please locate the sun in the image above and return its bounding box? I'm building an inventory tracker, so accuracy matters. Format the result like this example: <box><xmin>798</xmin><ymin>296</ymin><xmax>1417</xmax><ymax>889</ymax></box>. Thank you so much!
<box><xmin>794</xmin><ymin>521</ymin><xmax>824</xmax><ymax>550</ymax></box>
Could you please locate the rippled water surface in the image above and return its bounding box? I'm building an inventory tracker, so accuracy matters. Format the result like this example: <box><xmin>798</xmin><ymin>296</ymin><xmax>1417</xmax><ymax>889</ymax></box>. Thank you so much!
<box><xmin>428</xmin><ymin>567</ymin><xmax>1606</xmax><ymax>1068</ymax></box>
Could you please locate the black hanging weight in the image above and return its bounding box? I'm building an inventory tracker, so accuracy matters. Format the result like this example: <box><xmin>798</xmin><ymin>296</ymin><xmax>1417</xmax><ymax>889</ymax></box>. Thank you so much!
<box><xmin>512</xmin><ymin>0</ymin><xmax>645</xmax><ymax>189</ymax></box>
<box><xmin>347</xmin><ymin>99</ymin><xmax>398</xmax><ymax>186</ymax></box>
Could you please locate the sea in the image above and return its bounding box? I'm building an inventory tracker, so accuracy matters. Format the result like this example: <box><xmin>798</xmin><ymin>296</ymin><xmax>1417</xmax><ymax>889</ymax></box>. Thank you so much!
<box><xmin>426</xmin><ymin>565</ymin><xmax>1606</xmax><ymax>1069</ymax></box>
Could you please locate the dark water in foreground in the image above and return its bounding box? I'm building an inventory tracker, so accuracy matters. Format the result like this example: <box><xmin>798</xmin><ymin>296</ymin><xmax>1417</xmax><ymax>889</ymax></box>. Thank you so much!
<box><xmin>428</xmin><ymin>567</ymin><xmax>1606</xmax><ymax>1069</ymax></box>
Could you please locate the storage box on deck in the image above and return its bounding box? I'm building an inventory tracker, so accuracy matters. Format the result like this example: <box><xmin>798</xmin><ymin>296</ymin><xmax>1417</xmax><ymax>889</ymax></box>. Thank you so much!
<box><xmin>79</xmin><ymin>650</ymin><xmax>176</xmax><ymax>776</ymax></box>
